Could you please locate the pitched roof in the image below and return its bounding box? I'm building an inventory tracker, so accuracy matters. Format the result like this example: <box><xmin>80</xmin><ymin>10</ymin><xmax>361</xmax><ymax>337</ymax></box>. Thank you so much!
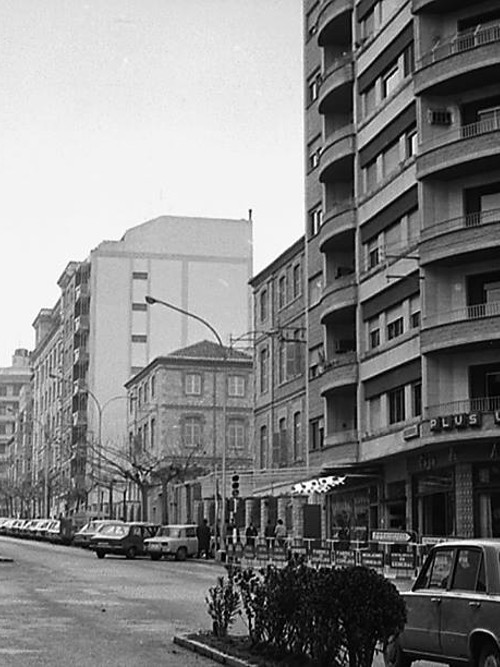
<box><xmin>167</xmin><ymin>339</ymin><xmax>251</xmax><ymax>362</ymax></box>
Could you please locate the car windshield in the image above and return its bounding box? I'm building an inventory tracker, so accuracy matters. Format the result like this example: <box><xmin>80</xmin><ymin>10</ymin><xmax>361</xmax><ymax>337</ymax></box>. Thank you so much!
<box><xmin>99</xmin><ymin>524</ymin><xmax>128</xmax><ymax>536</ymax></box>
<box><xmin>157</xmin><ymin>527</ymin><xmax>183</xmax><ymax>538</ymax></box>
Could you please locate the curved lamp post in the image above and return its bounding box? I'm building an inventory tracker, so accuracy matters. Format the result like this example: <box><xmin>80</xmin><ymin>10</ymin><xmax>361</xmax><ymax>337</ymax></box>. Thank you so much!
<box><xmin>145</xmin><ymin>295</ymin><xmax>228</xmax><ymax>548</ymax></box>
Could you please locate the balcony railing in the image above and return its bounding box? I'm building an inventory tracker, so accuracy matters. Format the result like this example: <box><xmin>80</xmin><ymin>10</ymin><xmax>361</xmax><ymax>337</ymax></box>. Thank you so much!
<box><xmin>423</xmin><ymin>300</ymin><xmax>500</xmax><ymax>328</ymax></box>
<box><xmin>423</xmin><ymin>207</ymin><xmax>500</xmax><ymax>239</ymax></box>
<box><xmin>421</xmin><ymin>115</ymin><xmax>500</xmax><ymax>153</ymax></box>
<box><xmin>418</xmin><ymin>22</ymin><xmax>500</xmax><ymax>68</ymax></box>
<box><xmin>426</xmin><ymin>396</ymin><xmax>500</xmax><ymax>418</ymax></box>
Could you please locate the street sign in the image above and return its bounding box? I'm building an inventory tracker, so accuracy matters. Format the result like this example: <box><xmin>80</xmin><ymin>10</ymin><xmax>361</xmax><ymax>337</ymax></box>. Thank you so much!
<box><xmin>371</xmin><ymin>530</ymin><xmax>415</xmax><ymax>543</ymax></box>
<box><xmin>360</xmin><ymin>551</ymin><xmax>384</xmax><ymax>569</ymax></box>
<box><xmin>311</xmin><ymin>547</ymin><xmax>331</xmax><ymax>566</ymax></box>
<box><xmin>390</xmin><ymin>552</ymin><xmax>415</xmax><ymax>569</ymax></box>
<box><xmin>333</xmin><ymin>550</ymin><xmax>356</xmax><ymax>567</ymax></box>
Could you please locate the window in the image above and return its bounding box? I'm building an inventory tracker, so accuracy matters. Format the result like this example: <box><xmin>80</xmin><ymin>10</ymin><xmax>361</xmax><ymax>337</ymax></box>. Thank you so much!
<box><xmin>309</xmin><ymin>273</ymin><xmax>323</xmax><ymax>305</ymax></box>
<box><xmin>260</xmin><ymin>425</ymin><xmax>268</xmax><ymax>469</ymax></box>
<box><xmin>292</xmin><ymin>264</ymin><xmax>302</xmax><ymax>299</ymax></box>
<box><xmin>387</xmin><ymin>306</ymin><xmax>404</xmax><ymax>340</ymax></box>
<box><xmin>228</xmin><ymin>375</ymin><xmax>245</xmax><ymax>397</ymax></box>
<box><xmin>406</xmin><ymin>128</ymin><xmax>417</xmax><ymax>158</ymax></box>
<box><xmin>185</xmin><ymin>373</ymin><xmax>202</xmax><ymax>396</ymax></box>
<box><xmin>410</xmin><ymin>295</ymin><xmax>421</xmax><ymax>328</ymax></box>
<box><xmin>309</xmin><ymin>146</ymin><xmax>321</xmax><ymax>171</ymax></box>
<box><xmin>260</xmin><ymin>289</ymin><xmax>268</xmax><ymax>322</ymax></box>
<box><xmin>307</xmin><ymin>71</ymin><xmax>321</xmax><ymax>104</ymax></box>
<box><xmin>309</xmin><ymin>206</ymin><xmax>323</xmax><ymax>236</ymax></box>
<box><xmin>150</xmin><ymin>374</ymin><xmax>155</xmax><ymax>399</ymax></box>
<box><xmin>143</xmin><ymin>422</ymin><xmax>148</xmax><ymax>449</ymax></box>
<box><xmin>382</xmin><ymin>139</ymin><xmax>400</xmax><ymax>179</ymax></box>
<box><xmin>363</xmin><ymin>82</ymin><xmax>377</xmax><ymax>117</ymax></box>
<box><xmin>150</xmin><ymin>418</ymin><xmax>155</xmax><ymax>448</ymax></box>
<box><xmin>132</xmin><ymin>271</ymin><xmax>148</xmax><ymax>280</ymax></box>
<box><xmin>382</xmin><ymin>64</ymin><xmax>400</xmax><ymax>99</ymax></box>
<box><xmin>183</xmin><ymin>416</ymin><xmax>202</xmax><ymax>448</ymax></box>
<box><xmin>309</xmin><ymin>345</ymin><xmax>324</xmax><ymax>380</ymax></box>
<box><xmin>131</xmin><ymin>334</ymin><xmax>147</xmax><ymax>343</ymax></box>
<box><xmin>259</xmin><ymin>347</ymin><xmax>269</xmax><ymax>393</ymax></box>
<box><xmin>364</xmin><ymin>159</ymin><xmax>378</xmax><ymax>193</ymax></box>
<box><xmin>227</xmin><ymin>419</ymin><xmax>246</xmax><ymax>450</ymax></box>
<box><xmin>0</xmin><ymin>386</ymin><xmax>7</xmax><ymax>396</ymax></box>
<box><xmin>416</xmin><ymin>548</ymin><xmax>454</xmax><ymax>590</ymax></box>
<box><xmin>451</xmin><ymin>549</ymin><xmax>484</xmax><ymax>592</ymax></box>
<box><xmin>412</xmin><ymin>382</ymin><xmax>422</xmax><ymax>417</ymax></box>
<box><xmin>278</xmin><ymin>275</ymin><xmax>287</xmax><ymax>309</ymax></box>
<box><xmin>293</xmin><ymin>412</ymin><xmax>301</xmax><ymax>460</ymax></box>
<box><xmin>367</xmin><ymin>238</ymin><xmax>380</xmax><ymax>269</ymax></box>
<box><xmin>361</xmin><ymin>8</ymin><xmax>375</xmax><ymax>40</ymax></box>
<box><xmin>370</xmin><ymin>327</ymin><xmax>380</xmax><ymax>349</ymax></box>
<box><xmin>132</xmin><ymin>303</ymin><xmax>147</xmax><ymax>311</ymax></box>
<box><xmin>143</xmin><ymin>382</ymin><xmax>148</xmax><ymax>404</ymax></box>
<box><xmin>388</xmin><ymin>386</ymin><xmax>405</xmax><ymax>424</ymax></box>
<box><xmin>310</xmin><ymin>418</ymin><xmax>324</xmax><ymax>451</ymax></box>
<box><xmin>278</xmin><ymin>342</ymin><xmax>286</xmax><ymax>385</ymax></box>
<box><xmin>403</xmin><ymin>42</ymin><xmax>415</xmax><ymax>76</ymax></box>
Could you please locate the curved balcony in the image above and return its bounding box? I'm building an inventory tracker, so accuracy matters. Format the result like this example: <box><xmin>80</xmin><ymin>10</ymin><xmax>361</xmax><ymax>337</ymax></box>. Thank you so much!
<box><xmin>320</xmin><ymin>352</ymin><xmax>357</xmax><ymax>392</ymax></box>
<box><xmin>415</xmin><ymin>24</ymin><xmax>500</xmax><ymax>95</ymax></box>
<box><xmin>420</xmin><ymin>209</ymin><xmax>500</xmax><ymax>265</ymax></box>
<box><xmin>320</xmin><ymin>280</ymin><xmax>356</xmax><ymax>324</ymax></box>
<box><xmin>417</xmin><ymin>118</ymin><xmax>500</xmax><ymax>180</ymax></box>
<box><xmin>319</xmin><ymin>200</ymin><xmax>356</xmax><ymax>252</ymax></box>
<box><xmin>317</xmin><ymin>0</ymin><xmax>353</xmax><ymax>47</ymax></box>
<box><xmin>421</xmin><ymin>301</ymin><xmax>500</xmax><ymax>353</ymax></box>
<box><xmin>413</xmin><ymin>0</ymin><xmax>471</xmax><ymax>12</ymax></box>
<box><xmin>318</xmin><ymin>56</ymin><xmax>354</xmax><ymax>115</ymax></box>
<box><xmin>319</xmin><ymin>125</ymin><xmax>355</xmax><ymax>183</ymax></box>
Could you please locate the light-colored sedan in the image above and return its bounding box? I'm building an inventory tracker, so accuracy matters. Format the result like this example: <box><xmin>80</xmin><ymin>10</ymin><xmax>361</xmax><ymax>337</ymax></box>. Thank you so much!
<box><xmin>385</xmin><ymin>539</ymin><xmax>500</xmax><ymax>667</ymax></box>
<box><xmin>144</xmin><ymin>524</ymin><xmax>198</xmax><ymax>561</ymax></box>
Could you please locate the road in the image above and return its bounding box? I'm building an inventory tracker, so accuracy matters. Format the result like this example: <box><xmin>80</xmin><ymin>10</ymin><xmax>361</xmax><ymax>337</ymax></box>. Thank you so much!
<box><xmin>0</xmin><ymin>536</ymin><xmax>225</xmax><ymax>666</ymax></box>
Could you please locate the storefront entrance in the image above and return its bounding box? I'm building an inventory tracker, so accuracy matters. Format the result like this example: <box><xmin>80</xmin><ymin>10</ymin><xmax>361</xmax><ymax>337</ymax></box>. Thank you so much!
<box><xmin>474</xmin><ymin>464</ymin><xmax>500</xmax><ymax>536</ymax></box>
<box><xmin>413</xmin><ymin>468</ymin><xmax>455</xmax><ymax>536</ymax></box>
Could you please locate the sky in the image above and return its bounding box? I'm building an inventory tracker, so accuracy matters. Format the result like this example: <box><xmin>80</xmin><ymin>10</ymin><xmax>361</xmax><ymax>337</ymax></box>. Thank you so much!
<box><xmin>0</xmin><ymin>0</ymin><xmax>304</xmax><ymax>367</ymax></box>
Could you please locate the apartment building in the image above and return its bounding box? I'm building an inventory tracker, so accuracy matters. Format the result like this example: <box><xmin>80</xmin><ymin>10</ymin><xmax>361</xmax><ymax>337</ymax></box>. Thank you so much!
<box><xmin>124</xmin><ymin>340</ymin><xmax>253</xmax><ymax>525</ymax></box>
<box><xmin>32</xmin><ymin>215</ymin><xmax>253</xmax><ymax>518</ymax></box>
<box><xmin>0</xmin><ymin>349</ymin><xmax>31</xmax><ymax>514</ymax></box>
<box><xmin>304</xmin><ymin>0</ymin><xmax>500</xmax><ymax>539</ymax></box>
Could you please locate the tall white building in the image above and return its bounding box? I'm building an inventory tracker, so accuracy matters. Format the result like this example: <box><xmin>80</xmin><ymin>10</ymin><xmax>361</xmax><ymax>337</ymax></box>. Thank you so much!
<box><xmin>33</xmin><ymin>214</ymin><xmax>253</xmax><ymax>517</ymax></box>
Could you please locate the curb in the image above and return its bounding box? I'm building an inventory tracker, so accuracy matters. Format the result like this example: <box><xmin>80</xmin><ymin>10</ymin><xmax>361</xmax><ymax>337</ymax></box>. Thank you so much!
<box><xmin>173</xmin><ymin>635</ymin><xmax>253</xmax><ymax>667</ymax></box>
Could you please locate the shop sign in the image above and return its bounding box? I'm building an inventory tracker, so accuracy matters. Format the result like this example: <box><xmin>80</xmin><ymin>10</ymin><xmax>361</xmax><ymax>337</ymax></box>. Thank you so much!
<box><xmin>271</xmin><ymin>546</ymin><xmax>287</xmax><ymax>561</ymax></box>
<box><xmin>360</xmin><ymin>551</ymin><xmax>384</xmax><ymax>569</ymax></box>
<box><xmin>371</xmin><ymin>530</ymin><xmax>415</xmax><ymax>543</ymax></box>
<box><xmin>311</xmin><ymin>547</ymin><xmax>332</xmax><ymax>565</ymax></box>
<box><xmin>430</xmin><ymin>413</ymin><xmax>481</xmax><ymax>432</ymax></box>
<box><xmin>421</xmin><ymin>535</ymin><xmax>463</xmax><ymax>546</ymax></box>
<box><xmin>255</xmin><ymin>544</ymin><xmax>269</xmax><ymax>559</ymax></box>
<box><xmin>243</xmin><ymin>545</ymin><xmax>255</xmax><ymax>559</ymax></box>
<box><xmin>291</xmin><ymin>545</ymin><xmax>308</xmax><ymax>558</ymax></box>
<box><xmin>334</xmin><ymin>550</ymin><xmax>356</xmax><ymax>567</ymax></box>
<box><xmin>390</xmin><ymin>552</ymin><xmax>415</xmax><ymax>570</ymax></box>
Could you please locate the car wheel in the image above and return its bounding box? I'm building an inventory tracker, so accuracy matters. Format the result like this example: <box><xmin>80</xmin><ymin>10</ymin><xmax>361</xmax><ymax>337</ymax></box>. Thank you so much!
<box><xmin>150</xmin><ymin>553</ymin><xmax>161</xmax><ymax>561</ymax></box>
<box><xmin>96</xmin><ymin>550</ymin><xmax>105</xmax><ymax>559</ymax></box>
<box><xmin>125</xmin><ymin>546</ymin><xmax>137</xmax><ymax>560</ymax></box>
<box><xmin>175</xmin><ymin>547</ymin><xmax>187</xmax><ymax>561</ymax></box>
<box><xmin>479</xmin><ymin>642</ymin><xmax>500</xmax><ymax>667</ymax></box>
<box><xmin>384</xmin><ymin>635</ymin><xmax>412</xmax><ymax>667</ymax></box>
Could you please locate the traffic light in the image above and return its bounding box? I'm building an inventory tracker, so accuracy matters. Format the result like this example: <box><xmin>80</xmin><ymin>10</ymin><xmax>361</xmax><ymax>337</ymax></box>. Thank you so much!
<box><xmin>231</xmin><ymin>473</ymin><xmax>240</xmax><ymax>498</ymax></box>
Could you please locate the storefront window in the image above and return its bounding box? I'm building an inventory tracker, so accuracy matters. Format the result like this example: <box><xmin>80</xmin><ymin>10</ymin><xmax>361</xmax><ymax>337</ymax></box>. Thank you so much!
<box><xmin>413</xmin><ymin>468</ymin><xmax>455</xmax><ymax>536</ymax></box>
<box><xmin>474</xmin><ymin>465</ymin><xmax>500</xmax><ymax>537</ymax></box>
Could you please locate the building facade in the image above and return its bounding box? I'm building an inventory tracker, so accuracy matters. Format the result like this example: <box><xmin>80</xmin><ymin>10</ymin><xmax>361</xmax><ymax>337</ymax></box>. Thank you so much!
<box><xmin>124</xmin><ymin>340</ymin><xmax>253</xmax><ymax>525</ymax></box>
<box><xmin>31</xmin><ymin>214</ymin><xmax>253</xmax><ymax>518</ymax></box>
<box><xmin>0</xmin><ymin>349</ymin><xmax>31</xmax><ymax>514</ymax></box>
<box><xmin>304</xmin><ymin>0</ymin><xmax>500</xmax><ymax>539</ymax></box>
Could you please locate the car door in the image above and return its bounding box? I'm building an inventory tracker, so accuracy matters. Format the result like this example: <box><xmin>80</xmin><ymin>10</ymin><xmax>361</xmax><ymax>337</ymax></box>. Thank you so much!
<box><xmin>186</xmin><ymin>527</ymin><xmax>197</xmax><ymax>555</ymax></box>
<box><xmin>440</xmin><ymin>547</ymin><xmax>485</xmax><ymax>660</ymax></box>
<box><xmin>402</xmin><ymin>547</ymin><xmax>456</xmax><ymax>659</ymax></box>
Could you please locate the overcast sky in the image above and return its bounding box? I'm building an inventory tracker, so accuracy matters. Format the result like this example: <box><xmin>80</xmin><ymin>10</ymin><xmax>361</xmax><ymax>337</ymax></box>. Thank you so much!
<box><xmin>0</xmin><ymin>0</ymin><xmax>304</xmax><ymax>366</ymax></box>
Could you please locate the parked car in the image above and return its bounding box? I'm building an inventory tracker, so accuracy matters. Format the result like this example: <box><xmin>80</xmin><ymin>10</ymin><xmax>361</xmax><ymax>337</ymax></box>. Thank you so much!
<box><xmin>73</xmin><ymin>519</ymin><xmax>123</xmax><ymax>548</ymax></box>
<box><xmin>144</xmin><ymin>524</ymin><xmax>199</xmax><ymax>561</ymax></box>
<box><xmin>89</xmin><ymin>522</ymin><xmax>159</xmax><ymax>559</ymax></box>
<box><xmin>384</xmin><ymin>539</ymin><xmax>500</xmax><ymax>667</ymax></box>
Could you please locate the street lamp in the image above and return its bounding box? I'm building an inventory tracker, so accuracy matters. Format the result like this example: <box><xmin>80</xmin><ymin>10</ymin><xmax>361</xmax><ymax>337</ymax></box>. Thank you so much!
<box><xmin>145</xmin><ymin>295</ymin><xmax>228</xmax><ymax>549</ymax></box>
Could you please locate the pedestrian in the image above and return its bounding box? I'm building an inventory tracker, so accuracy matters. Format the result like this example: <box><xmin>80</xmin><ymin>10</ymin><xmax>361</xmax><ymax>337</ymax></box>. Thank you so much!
<box><xmin>196</xmin><ymin>518</ymin><xmax>211</xmax><ymax>559</ymax></box>
<box><xmin>264</xmin><ymin>519</ymin><xmax>274</xmax><ymax>548</ymax></box>
<box><xmin>274</xmin><ymin>519</ymin><xmax>287</xmax><ymax>547</ymax></box>
<box><xmin>245</xmin><ymin>522</ymin><xmax>258</xmax><ymax>548</ymax></box>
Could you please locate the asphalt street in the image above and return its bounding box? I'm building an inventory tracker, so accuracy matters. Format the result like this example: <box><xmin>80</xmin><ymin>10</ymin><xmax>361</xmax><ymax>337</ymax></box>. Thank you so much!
<box><xmin>0</xmin><ymin>536</ymin><xmax>224</xmax><ymax>666</ymax></box>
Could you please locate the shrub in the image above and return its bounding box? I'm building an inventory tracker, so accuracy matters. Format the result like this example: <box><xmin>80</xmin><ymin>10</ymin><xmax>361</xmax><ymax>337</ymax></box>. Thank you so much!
<box><xmin>205</xmin><ymin>573</ymin><xmax>241</xmax><ymax>638</ymax></box>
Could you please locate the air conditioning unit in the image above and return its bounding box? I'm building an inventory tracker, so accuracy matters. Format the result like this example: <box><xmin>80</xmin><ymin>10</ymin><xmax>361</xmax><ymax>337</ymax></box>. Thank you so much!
<box><xmin>428</xmin><ymin>109</ymin><xmax>452</xmax><ymax>126</ymax></box>
<box><xmin>403</xmin><ymin>424</ymin><xmax>420</xmax><ymax>440</ymax></box>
